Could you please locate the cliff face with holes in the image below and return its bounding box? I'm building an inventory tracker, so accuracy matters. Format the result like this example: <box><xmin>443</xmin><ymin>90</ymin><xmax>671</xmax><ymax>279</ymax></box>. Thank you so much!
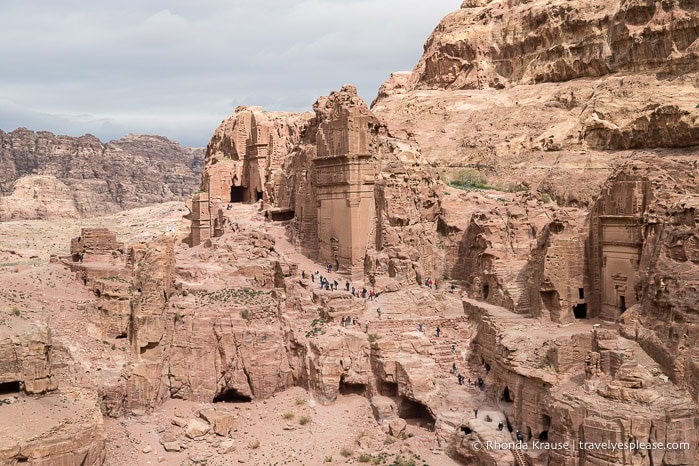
<box><xmin>0</xmin><ymin>129</ymin><xmax>204</xmax><ymax>220</ymax></box>
<box><xmin>371</xmin><ymin>0</ymin><xmax>699</xmax><ymax>207</ymax></box>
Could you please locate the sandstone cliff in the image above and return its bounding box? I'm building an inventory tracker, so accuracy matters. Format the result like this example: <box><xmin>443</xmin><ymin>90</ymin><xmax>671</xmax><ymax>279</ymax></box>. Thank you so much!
<box><xmin>0</xmin><ymin>129</ymin><xmax>204</xmax><ymax>220</ymax></box>
<box><xmin>371</xmin><ymin>0</ymin><xmax>699</xmax><ymax>206</ymax></box>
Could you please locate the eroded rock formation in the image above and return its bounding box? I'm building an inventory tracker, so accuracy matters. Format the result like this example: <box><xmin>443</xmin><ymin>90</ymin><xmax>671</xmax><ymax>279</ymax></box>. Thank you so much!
<box><xmin>371</xmin><ymin>0</ymin><xmax>699</xmax><ymax>207</ymax></box>
<box><xmin>0</xmin><ymin>129</ymin><xmax>204</xmax><ymax>220</ymax></box>
<box><xmin>3</xmin><ymin>0</ymin><xmax>699</xmax><ymax>464</ymax></box>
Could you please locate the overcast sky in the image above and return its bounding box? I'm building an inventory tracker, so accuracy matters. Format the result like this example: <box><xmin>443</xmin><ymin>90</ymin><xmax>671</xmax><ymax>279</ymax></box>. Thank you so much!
<box><xmin>0</xmin><ymin>0</ymin><xmax>457</xmax><ymax>147</ymax></box>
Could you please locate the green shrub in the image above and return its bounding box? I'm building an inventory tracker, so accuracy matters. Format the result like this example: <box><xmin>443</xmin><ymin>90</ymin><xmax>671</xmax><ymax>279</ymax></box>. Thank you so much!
<box><xmin>449</xmin><ymin>169</ymin><xmax>489</xmax><ymax>190</ymax></box>
<box><xmin>282</xmin><ymin>411</ymin><xmax>295</xmax><ymax>420</ymax></box>
<box><xmin>299</xmin><ymin>415</ymin><xmax>311</xmax><ymax>425</ymax></box>
<box><xmin>241</xmin><ymin>309</ymin><xmax>249</xmax><ymax>320</ymax></box>
<box><xmin>340</xmin><ymin>446</ymin><xmax>353</xmax><ymax>457</ymax></box>
<box><xmin>389</xmin><ymin>455</ymin><xmax>418</xmax><ymax>466</ymax></box>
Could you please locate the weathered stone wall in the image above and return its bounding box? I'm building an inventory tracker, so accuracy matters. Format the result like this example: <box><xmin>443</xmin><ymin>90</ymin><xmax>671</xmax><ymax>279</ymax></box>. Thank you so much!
<box><xmin>0</xmin><ymin>389</ymin><xmax>106</xmax><ymax>465</ymax></box>
<box><xmin>617</xmin><ymin>156</ymin><xmax>699</xmax><ymax>403</ymax></box>
<box><xmin>0</xmin><ymin>319</ymin><xmax>57</xmax><ymax>394</ymax></box>
<box><xmin>465</xmin><ymin>298</ymin><xmax>699</xmax><ymax>466</ymax></box>
<box><xmin>586</xmin><ymin>173</ymin><xmax>651</xmax><ymax>320</ymax></box>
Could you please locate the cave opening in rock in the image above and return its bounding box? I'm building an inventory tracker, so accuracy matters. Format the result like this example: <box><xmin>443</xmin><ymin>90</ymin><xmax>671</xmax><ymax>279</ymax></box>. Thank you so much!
<box><xmin>539</xmin><ymin>414</ymin><xmax>550</xmax><ymax>441</ymax></box>
<box><xmin>95</xmin><ymin>289</ymin><xmax>101</xmax><ymax>298</ymax></box>
<box><xmin>484</xmin><ymin>362</ymin><xmax>491</xmax><ymax>373</ymax></box>
<box><xmin>339</xmin><ymin>377</ymin><xmax>366</xmax><ymax>396</ymax></box>
<box><xmin>549</xmin><ymin>222</ymin><xmax>564</xmax><ymax>234</ymax></box>
<box><xmin>15</xmin><ymin>457</ymin><xmax>28</xmax><ymax>463</ymax></box>
<box><xmin>255</xmin><ymin>190</ymin><xmax>263</xmax><ymax>202</ymax></box>
<box><xmin>269</xmin><ymin>210</ymin><xmax>295</xmax><ymax>222</ymax></box>
<box><xmin>115</xmin><ymin>333</ymin><xmax>127</xmax><ymax>339</ymax></box>
<box><xmin>461</xmin><ymin>426</ymin><xmax>472</xmax><ymax>434</ymax></box>
<box><xmin>501</xmin><ymin>386</ymin><xmax>513</xmax><ymax>403</ymax></box>
<box><xmin>213</xmin><ymin>388</ymin><xmax>252</xmax><ymax>403</ymax></box>
<box><xmin>573</xmin><ymin>303</ymin><xmax>587</xmax><ymax>319</ymax></box>
<box><xmin>398</xmin><ymin>397</ymin><xmax>436</xmax><ymax>430</ymax></box>
<box><xmin>483</xmin><ymin>283</ymin><xmax>490</xmax><ymax>299</ymax></box>
<box><xmin>619</xmin><ymin>295</ymin><xmax>626</xmax><ymax>313</ymax></box>
<box><xmin>230</xmin><ymin>186</ymin><xmax>245</xmax><ymax>203</ymax></box>
<box><xmin>380</xmin><ymin>381</ymin><xmax>398</xmax><ymax>397</ymax></box>
<box><xmin>0</xmin><ymin>381</ymin><xmax>21</xmax><ymax>396</ymax></box>
<box><xmin>578</xmin><ymin>288</ymin><xmax>585</xmax><ymax>299</ymax></box>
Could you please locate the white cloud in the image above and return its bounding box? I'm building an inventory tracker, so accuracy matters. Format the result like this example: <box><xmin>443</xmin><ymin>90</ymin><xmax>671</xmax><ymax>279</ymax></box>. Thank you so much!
<box><xmin>0</xmin><ymin>0</ymin><xmax>458</xmax><ymax>146</ymax></box>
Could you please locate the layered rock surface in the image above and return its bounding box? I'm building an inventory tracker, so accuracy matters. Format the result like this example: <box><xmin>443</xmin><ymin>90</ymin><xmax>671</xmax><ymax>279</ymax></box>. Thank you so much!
<box><xmin>371</xmin><ymin>0</ymin><xmax>699</xmax><ymax>206</ymax></box>
<box><xmin>0</xmin><ymin>129</ymin><xmax>204</xmax><ymax>219</ymax></box>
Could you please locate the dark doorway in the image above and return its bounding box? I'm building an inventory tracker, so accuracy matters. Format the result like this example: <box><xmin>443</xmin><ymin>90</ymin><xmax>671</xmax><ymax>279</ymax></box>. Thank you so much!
<box><xmin>398</xmin><ymin>398</ymin><xmax>436</xmax><ymax>430</ymax></box>
<box><xmin>540</xmin><ymin>414</ymin><xmax>551</xmax><ymax>440</ymax></box>
<box><xmin>269</xmin><ymin>210</ymin><xmax>295</xmax><ymax>222</ymax></box>
<box><xmin>213</xmin><ymin>388</ymin><xmax>252</xmax><ymax>403</ymax></box>
<box><xmin>549</xmin><ymin>222</ymin><xmax>564</xmax><ymax>234</ymax></box>
<box><xmin>573</xmin><ymin>303</ymin><xmax>587</xmax><ymax>319</ymax></box>
<box><xmin>483</xmin><ymin>283</ymin><xmax>490</xmax><ymax>299</ymax></box>
<box><xmin>230</xmin><ymin>186</ymin><xmax>245</xmax><ymax>203</ymax></box>
<box><xmin>115</xmin><ymin>333</ymin><xmax>127</xmax><ymax>339</ymax></box>
<box><xmin>578</xmin><ymin>288</ymin><xmax>585</xmax><ymax>299</ymax></box>
<box><xmin>619</xmin><ymin>296</ymin><xmax>626</xmax><ymax>313</ymax></box>
<box><xmin>461</xmin><ymin>426</ymin><xmax>472</xmax><ymax>434</ymax></box>
<box><xmin>484</xmin><ymin>363</ymin><xmax>491</xmax><ymax>373</ymax></box>
<box><xmin>255</xmin><ymin>190</ymin><xmax>263</xmax><ymax>201</ymax></box>
<box><xmin>502</xmin><ymin>386</ymin><xmax>513</xmax><ymax>403</ymax></box>
<box><xmin>380</xmin><ymin>381</ymin><xmax>398</xmax><ymax>397</ymax></box>
<box><xmin>0</xmin><ymin>381</ymin><xmax>21</xmax><ymax>396</ymax></box>
<box><xmin>339</xmin><ymin>377</ymin><xmax>366</xmax><ymax>396</ymax></box>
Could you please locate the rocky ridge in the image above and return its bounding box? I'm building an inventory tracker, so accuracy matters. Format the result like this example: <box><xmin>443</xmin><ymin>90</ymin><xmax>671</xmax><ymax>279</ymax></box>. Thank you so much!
<box><xmin>0</xmin><ymin>129</ymin><xmax>204</xmax><ymax>220</ymax></box>
<box><xmin>371</xmin><ymin>0</ymin><xmax>699</xmax><ymax>206</ymax></box>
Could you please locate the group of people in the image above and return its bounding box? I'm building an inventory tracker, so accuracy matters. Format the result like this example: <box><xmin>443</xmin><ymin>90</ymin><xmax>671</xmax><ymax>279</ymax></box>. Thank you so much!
<box><xmin>302</xmin><ymin>270</ymin><xmax>378</xmax><ymax>302</ymax></box>
<box><xmin>340</xmin><ymin>315</ymin><xmax>370</xmax><ymax>333</ymax></box>
<box><xmin>415</xmin><ymin>322</ymin><xmax>441</xmax><ymax>338</ymax></box>
<box><xmin>340</xmin><ymin>315</ymin><xmax>359</xmax><ymax>327</ymax></box>
<box><xmin>451</xmin><ymin>360</ymin><xmax>467</xmax><ymax>386</ymax></box>
<box><xmin>424</xmin><ymin>277</ymin><xmax>459</xmax><ymax>294</ymax></box>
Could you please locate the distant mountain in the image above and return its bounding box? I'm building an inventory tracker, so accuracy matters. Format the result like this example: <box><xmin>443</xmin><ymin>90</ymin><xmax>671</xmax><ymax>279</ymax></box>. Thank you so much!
<box><xmin>0</xmin><ymin>128</ymin><xmax>204</xmax><ymax>220</ymax></box>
